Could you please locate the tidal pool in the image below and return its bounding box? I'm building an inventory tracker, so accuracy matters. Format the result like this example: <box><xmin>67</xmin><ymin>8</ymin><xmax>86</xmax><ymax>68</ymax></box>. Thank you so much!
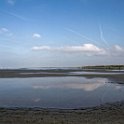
<box><xmin>0</xmin><ymin>77</ymin><xmax>124</xmax><ymax>109</ymax></box>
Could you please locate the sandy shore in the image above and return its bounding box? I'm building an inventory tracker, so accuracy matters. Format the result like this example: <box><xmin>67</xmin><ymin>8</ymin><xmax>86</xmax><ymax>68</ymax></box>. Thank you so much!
<box><xmin>0</xmin><ymin>102</ymin><xmax>124</xmax><ymax>124</ymax></box>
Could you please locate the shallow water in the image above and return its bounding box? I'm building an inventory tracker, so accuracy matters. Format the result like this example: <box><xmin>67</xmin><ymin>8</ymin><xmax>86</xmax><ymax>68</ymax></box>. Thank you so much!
<box><xmin>20</xmin><ymin>70</ymin><xmax>124</xmax><ymax>76</ymax></box>
<box><xmin>69</xmin><ymin>71</ymin><xmax>124</xmax><ymax>75</ymax></box>
<box><xmin>0</xmin><ymin>77</ymin><xmax>124</xmax><ymax>109</ymax></box>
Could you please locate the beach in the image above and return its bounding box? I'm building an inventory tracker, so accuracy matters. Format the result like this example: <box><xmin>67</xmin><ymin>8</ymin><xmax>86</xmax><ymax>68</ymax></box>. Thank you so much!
<box><xmin>0</xmin><ymin>102</ymin><xmax>124</xmax><ymax>124</ymax></box>
<box><xmin>0</xmin><ymin>69</ymin><xmax>124</xmax><ymax>124</ymax></box>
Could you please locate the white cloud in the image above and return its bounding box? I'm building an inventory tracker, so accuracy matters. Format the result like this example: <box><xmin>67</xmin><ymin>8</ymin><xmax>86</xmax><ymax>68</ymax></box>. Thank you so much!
<box><xmin>32</xmin><ymin>33</ymin><xmax>41</xmax><ymax>39</ymax></box>
<box><xmin>7</xmin><ymin>0</ymin><xmax>16</xmax><ymax>5</ymax></box>
<box><xmin>33</xmin><ymin>46</ymin><xmax>51</xmax><ymax>50</ymax></box>
<box><xmin>114</xmin><ymin>45</ymin><xmax>124</xmax><ymax>52</ymax></box>
<box><xmin>0</xmin><ymin>28</ymin><xmax>9</xmax><ymax>33</ymax></box>
<box><xmin>32</xmin><ymin>43</ymin><xmax>124</xmax><ymax>57</ymax></box>
<box><xmin>110</xmin><ymin>45</ymin><xmax>124</xmax><ymax>56</ymax></box>
<box><xmin>63</xmin><ymin>44</ymin><xmax>105</xmax><ymax>53</ymax></box>
<box><xmin>32</xmin><ymin>43</ymin><xmax>106</xmax><ymax>56</ymax></box>
<box><xmin>0</xmin><ymin>27</ymin><xmax>13</xmax><ymax>37</ymax></box>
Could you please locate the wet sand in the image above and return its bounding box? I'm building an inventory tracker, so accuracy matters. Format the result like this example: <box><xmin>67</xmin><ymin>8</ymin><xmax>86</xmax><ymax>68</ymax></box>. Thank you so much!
<box><xmin>0</xmin><ymin>102</ymin><xmax>124</xmax><ymax>124</ymax></box>
<box><xmin>0</xmin><ymin>69</ymin><xmax>123</xmax><ymax>76</ymax></box>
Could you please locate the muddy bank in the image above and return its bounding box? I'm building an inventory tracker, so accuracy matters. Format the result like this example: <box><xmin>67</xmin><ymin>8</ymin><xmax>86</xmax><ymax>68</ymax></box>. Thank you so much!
<box><xmin>0</xmin><ymin>69</ymin><xmax>124</xmax><ymax>84</ymax></box>
<box><xmin>0</xmin><ymin>69</ymin><xmax>123</xmax><ymax>77</ymax></box>
<box><xmin>0</xmin><ymin>102</ymin><xmax>124</xmax><ymax>124</ymax></box>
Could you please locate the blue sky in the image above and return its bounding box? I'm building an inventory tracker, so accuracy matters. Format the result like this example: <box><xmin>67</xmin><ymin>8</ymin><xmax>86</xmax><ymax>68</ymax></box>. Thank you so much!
<box><xmin>0</xmin><ymin>0</ymin><xmax>124</xmax><ymax>68</ymax></box>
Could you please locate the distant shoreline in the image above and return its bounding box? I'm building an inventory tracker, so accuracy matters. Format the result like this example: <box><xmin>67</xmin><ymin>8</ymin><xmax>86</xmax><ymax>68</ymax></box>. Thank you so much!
<box><xmin>0</xmin><ymin>69</ymin><xmax>124</xmax><ymax>82</ymax></box>
<box><xmin>0</xmin><ymin>69</ymin><xmax>123</xmax><ymax>86</ymax></box>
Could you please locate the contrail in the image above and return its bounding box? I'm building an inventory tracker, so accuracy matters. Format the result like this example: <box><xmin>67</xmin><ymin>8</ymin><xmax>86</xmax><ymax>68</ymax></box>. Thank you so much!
<box><xmin>99</xmin><ymin>24</ymin><xmax>110</xmax><ymax>48</ymax></box>
<box><xmin>2</xmin><ymin>10</ymin><xmax>27</xmax><ymax>21</ymax></box>
<box><xmin>65</xmin><ymin>27</ymin><xmax>99</xmax><ymax>45</ymax></box>
<box><xmin>99</xmin><ymin>24</ymin><xmax>112</xmax><ymax>61</ymax></box>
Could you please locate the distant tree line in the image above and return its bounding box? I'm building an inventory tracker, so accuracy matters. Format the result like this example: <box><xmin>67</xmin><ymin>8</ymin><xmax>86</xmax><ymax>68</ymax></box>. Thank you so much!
<box><xmin>82</xmin><ymin>65</ymin><xmax>124</xmax><ymax>70</ymax></box>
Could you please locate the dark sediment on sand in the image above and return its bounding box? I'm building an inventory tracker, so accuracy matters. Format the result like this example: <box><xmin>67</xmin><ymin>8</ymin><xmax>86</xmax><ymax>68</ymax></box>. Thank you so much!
<box><xmin>0</xmin><ymin>102</ymin><xmax>124</xmax><ymax>124</ymax></box>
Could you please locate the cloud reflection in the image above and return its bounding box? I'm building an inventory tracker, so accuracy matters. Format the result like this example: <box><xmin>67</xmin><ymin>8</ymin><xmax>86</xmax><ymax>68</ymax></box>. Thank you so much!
<box><xmin>32</xmin><ymin>78</ymin><xmax>108</xmax><ymax>91</ymax></box>
<box><xmin>33</xmin><ymin>98</ymin><xmax>41</xmax><ymax>103</ymax></box>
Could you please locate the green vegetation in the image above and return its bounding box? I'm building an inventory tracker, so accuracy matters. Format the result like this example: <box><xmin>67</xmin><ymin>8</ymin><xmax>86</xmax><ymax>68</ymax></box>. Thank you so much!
<box><xmin>82</xmin><ymin>65</ymin><xmax>124</xmax><ymax>70</ymax></box>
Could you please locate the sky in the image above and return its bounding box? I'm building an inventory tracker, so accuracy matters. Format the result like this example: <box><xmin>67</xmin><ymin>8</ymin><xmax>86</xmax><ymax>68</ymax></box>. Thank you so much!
<box><xmin>0</xmin><ymin>0</ymin><xmax>124</xmax><ymax>68</ymax></box>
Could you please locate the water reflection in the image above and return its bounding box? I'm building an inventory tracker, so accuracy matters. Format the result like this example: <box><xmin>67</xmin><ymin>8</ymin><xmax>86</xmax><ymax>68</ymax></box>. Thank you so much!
<box><xmin>0</xmin><ymin>77</ymin><xmax>124</xmax><ymax>108</ymax></box>
<box><xmin>69</xmin><ymin>71</ymin><xmax>124</xmax><ymax>75</ymax></box>
<box><xmin>32</xmin><ymin>78</ymin><xmax>107</xmax><ymax>91</ymax></box>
